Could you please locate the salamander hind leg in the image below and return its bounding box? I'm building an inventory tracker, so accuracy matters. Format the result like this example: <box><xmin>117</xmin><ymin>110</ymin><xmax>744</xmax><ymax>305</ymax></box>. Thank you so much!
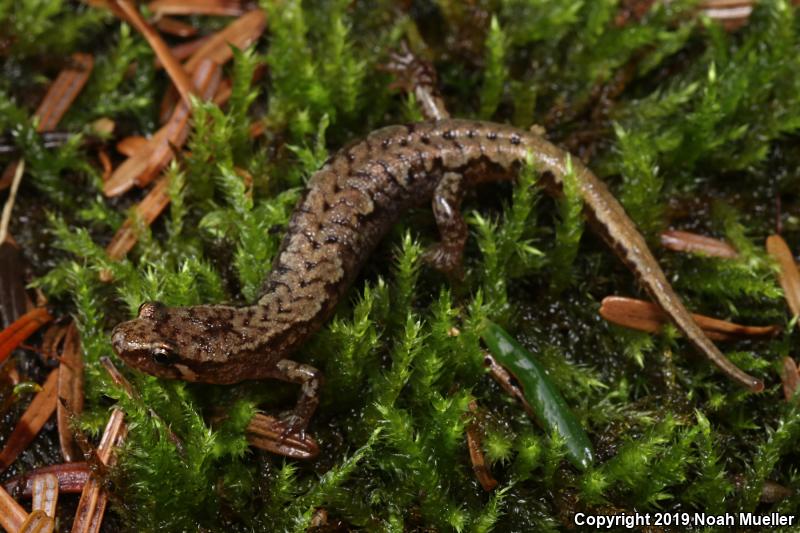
<box><xmin>268</xmin><ymin>359</ymin><xmax>323</xmax><ymax>437</ymax></box>
<box><xmin>424</xmin><ymin>171</ymin><xmax>468</xmax><ymax>278</ymax></box>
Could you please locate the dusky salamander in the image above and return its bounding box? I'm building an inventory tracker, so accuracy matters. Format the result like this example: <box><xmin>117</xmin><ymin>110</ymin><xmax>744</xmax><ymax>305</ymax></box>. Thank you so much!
<box><xmin>111</xmin><ymin>119</ymin><xmax>763</xmax><ymax>435</ymax></box>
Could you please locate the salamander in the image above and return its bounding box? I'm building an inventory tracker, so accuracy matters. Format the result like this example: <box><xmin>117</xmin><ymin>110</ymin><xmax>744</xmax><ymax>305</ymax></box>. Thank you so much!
<box><xmin>111</xmin><ymin>119</ymin><xmax>763</xmax><ymax>435</ymax></box>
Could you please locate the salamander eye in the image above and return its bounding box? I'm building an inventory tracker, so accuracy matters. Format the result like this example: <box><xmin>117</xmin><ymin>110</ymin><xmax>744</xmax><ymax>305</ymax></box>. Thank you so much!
<box><xmin>151</xmin><ymin>346</ymin><xmax>177</xmax><ymax>366</ymax></box>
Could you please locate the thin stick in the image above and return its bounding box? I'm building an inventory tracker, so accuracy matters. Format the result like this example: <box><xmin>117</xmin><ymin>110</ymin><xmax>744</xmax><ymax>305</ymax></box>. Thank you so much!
<box><xmin>0</xmin><ymin>159</ymin><xmax>24</xmax><ymax>244</ymax></box>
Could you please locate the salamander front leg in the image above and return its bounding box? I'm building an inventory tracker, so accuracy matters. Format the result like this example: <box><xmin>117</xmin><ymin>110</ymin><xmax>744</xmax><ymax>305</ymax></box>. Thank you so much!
<box><xmin>424</xmin><ymin>171</ymin><xmax>468</xmax><ymax>278</ymax></box>
<box><xmin>268</xmin><ymin>359</ymin><xmax>322</xmax><ymax>435</ymax></box>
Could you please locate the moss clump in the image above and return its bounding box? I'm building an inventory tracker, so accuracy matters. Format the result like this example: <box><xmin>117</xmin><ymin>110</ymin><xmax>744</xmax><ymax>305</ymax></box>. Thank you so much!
<box><xmin>4</xmin><ymin>0</ymin><xmax>800</xmax><ymax>531</ymax></box>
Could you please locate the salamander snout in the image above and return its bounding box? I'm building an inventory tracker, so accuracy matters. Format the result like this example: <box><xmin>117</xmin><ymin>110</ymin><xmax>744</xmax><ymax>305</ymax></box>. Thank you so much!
<box><xmin>110</xmin><ymin>317</ymin><xmax>184</xmax><ymax>380</ymax></box>
<box><xmin>110</xmin><ymin>324</ymin><xmax>127</xmax><ymax>355</ymax></box>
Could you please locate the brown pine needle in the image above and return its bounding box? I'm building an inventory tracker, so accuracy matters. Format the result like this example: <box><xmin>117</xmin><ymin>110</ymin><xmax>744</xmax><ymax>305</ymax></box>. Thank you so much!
<box><xmin>99</xmin><ymin>356</ymin><xmax>184</xmax><ymax>451</ymax></box>
<box><xmin>0</xmin><ymin>483</ymin><xmax>27</xmax><ymax>533</ymax></box>
<box><xmin>1</xmin><ymin>53</ymin><xmax>93</xmax><ymax>190</ymax></box>
<box><xmin>147</xmin><ymin>0</ymin><xmax>245</xmax><ymax>17</ymax></box>
<box><xmin>99</xmin><ymin>357</ymin><xmax>137</xmax><ymax>400</ymax></box>
<box><xmin>155</xmin><ymin>16</ymin><xmax>198</xmax><ymax>38</ymax></box>
<box><xmin>660</xmin><ymin>229</ymin><xmax>739</xmax><ymax>259</ymax></box>
<box><xmin>185</xmin><ymin>10</ymin><xmax>265</xmax><ymax>73</ymax></box>
<box><xmin>104</xmin><ymin>60</ymin><xmax>221</xmax><ymax>196</ymax></box>
<box><xmin>0</xmin><ymin>369</ymin><xmax>59</xmax><ymax>472</ymax></box>
<box><xmin>57</xmin><ymin>323</ymin><xmax>84</xmax><ymax>462</ymax></box>
<box><xmin>34</xmin><ymin>53</ymin><xmax>95</xmax><ymax>133</ymax></box>
<box><xmin>0</xmin><ymin>307</ymin><xmax>54</xmax><ymax>365</ymax></box>
<box><xmin>105</xmin><ymin>178</ymin><xmax>170</xmax><ymax>263</ymax></box>
<box><xmin>115</xmin><ymin>136</ymin><xmax>149</xmax><ymax>157</ymax></box>
<box><xmin>105</xmin><ymin>57</ymin><xmax>238</xmax><ymax>261</ymax></box>
<box><xmin>158</xmin><ymin>9</ymin><xmax>266</xmax><ymax>121</ymax></box>
<box><xmin>97</xmin><ymin>149</ymin><xmax>112</xmax><ymax>182</ymax></box>
<box><xmin>113</xmin><ymin>0</ymin><xmax>195</xmax><ymax>109</ymax></box>
<box><xmin>599</xmin><ymin>296</ymin><xmax>779</xmax><ymax>341</ymax></box>
<box><xmin>155</xmin><ymin>36</ymin><xmax>212</xmax><ymax>69</ymax></box>
<box><xmin>71</xmin><ymin>409</ymin><xmax>126</xmax><ymax>533</ymax></box>
<box><xmin>781</xmin><ymin>357</ymin><xmax>800</xmax><ymax>402</ymax></box>
<box><xmin>19</xmin><ymin>510</ymin><xmax>55</xmax><ymax>533</ymax></box>
<box><xmin>31</xmin><ymin>473</ymin><xmax>59</xmax><ymax>518</ymax></box>
<box><xmin>766</xmin><ymin>234</ymin><xmax>800</xmax><ymax>319</ymax></box>
<box><xmin>4</xmin><ymin>463</ymin><xmax>91</xmax><ymax>497</ymax></box>
<box><xmin>465</xmin><ymin>401</ymin><xmax>497</xmax><ymax>492</ymax></box>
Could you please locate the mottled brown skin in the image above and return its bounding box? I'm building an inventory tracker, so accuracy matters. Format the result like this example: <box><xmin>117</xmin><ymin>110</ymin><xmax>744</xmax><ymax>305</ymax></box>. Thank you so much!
<box><xmin>112</xmin><ymin>119</ymin><xmax>763</xmax><ymax>433</ymax></box>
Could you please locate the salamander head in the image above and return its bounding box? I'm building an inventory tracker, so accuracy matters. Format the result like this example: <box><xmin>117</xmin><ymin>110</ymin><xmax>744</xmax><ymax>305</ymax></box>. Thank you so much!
<box><xmin>111</xmin><ymin>301</ymin><xmax>223</xmax><ymax>382</ymax></box>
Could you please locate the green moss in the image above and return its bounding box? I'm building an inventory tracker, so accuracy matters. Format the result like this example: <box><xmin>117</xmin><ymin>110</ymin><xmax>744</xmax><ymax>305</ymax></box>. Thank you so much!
<box><xmin>0</xmin><ymin>0</ymin><xmax>105</xmax><ymax>60</ymax></box>
<box><xmin>479</xmin><ymin>16</ymin><xmax>508</xmax><ymax>120</ymax></box>
<box><xmin>549</xmin><ymin>156</ymin><xmax>585</xmax><ymax>292</ymax></box>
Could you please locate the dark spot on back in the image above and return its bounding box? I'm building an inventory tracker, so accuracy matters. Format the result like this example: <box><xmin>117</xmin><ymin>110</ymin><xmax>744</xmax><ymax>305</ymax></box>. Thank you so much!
<box><xmin>487</xmin><ymin>131</ymin><xmax>498</xmax><ymax>140</ymax></box>
<box><xmin>510</xmin><ymin>134</ymin><xmax>521</xmax><ymax>145</ymax></box>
